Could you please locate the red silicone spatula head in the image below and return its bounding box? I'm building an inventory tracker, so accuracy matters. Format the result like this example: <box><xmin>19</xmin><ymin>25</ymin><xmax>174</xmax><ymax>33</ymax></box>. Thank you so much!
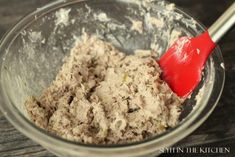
<box><xmin>158</xmin><ymin>31</ymin><xmax>216</xmax><ymax>98</ymax></box>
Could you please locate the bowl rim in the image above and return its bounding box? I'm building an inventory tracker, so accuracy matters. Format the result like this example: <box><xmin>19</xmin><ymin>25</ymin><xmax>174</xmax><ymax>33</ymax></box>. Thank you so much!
<box><xmin>0</xmin><ymin>0</ymin><xmax>225</xmax><ymax>151</ymax></box>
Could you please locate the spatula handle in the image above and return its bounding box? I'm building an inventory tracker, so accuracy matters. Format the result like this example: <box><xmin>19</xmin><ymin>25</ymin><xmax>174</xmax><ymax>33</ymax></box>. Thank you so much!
<box><xmin>208</xmin><ymin>2</ymin><xmax>235</xmax><ymax>43</ymax></box>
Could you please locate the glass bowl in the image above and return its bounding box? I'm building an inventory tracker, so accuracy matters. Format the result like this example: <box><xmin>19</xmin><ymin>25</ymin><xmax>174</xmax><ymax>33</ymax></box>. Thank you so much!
<box><xmin>0</xmin><ymin>0</ymin><xmax>225</xmax><ymax>157</ymax></box>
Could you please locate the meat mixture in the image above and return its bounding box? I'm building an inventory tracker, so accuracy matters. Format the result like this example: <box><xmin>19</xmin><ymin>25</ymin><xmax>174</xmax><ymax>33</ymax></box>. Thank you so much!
<box><xmin>25</xmin><ymin>36</ymin><xmax>183</xmax><ymax>144</ymax></box>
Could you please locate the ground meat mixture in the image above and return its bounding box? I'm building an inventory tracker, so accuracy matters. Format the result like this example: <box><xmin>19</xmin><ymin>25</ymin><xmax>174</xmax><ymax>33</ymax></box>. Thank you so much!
<box><xmin>25</xmin><ymin>36</ymin><xmax>183</xmax><ymax>144</ymax></box>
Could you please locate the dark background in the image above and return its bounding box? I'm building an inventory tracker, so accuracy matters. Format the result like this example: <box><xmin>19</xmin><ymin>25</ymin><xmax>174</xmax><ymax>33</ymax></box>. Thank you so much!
<box><xmin>0</xmin><ymin>0</ymin><xmax>234</xmax><ymax>157</ymax></box>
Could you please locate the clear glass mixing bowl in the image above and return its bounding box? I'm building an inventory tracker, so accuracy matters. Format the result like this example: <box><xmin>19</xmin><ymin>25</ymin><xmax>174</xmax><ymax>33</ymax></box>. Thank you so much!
<box><xmin>0</xmin><ymin>0</ymin><xmax>225</xmax><ymax>157</ymax></box>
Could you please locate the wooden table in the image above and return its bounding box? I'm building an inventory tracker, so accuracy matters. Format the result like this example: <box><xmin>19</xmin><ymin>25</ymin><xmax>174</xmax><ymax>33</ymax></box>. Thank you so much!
<box><xmin>0</xmin><ymin>0</ymin><xmax>235</xmax><ymax>156</ymax></box>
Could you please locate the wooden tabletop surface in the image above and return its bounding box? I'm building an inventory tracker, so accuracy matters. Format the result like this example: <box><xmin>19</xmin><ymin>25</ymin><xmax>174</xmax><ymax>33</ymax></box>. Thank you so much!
<box><xmin>0</xmin><ymin>0</ymin><xmax>235</xmax><ymax>156</ymax></box>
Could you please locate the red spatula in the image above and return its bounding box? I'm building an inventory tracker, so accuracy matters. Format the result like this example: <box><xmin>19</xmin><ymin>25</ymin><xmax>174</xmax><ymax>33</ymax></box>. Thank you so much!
<box><xmin>159</xmin><ymin>2</ymin><xmax>235</xmax><ymax>98</ymax></box>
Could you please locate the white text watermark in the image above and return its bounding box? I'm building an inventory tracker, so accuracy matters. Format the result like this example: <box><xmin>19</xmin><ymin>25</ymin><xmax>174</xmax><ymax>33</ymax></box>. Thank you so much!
<box><xmin>160</xmin><ymin>147</ymin><xmax>231</xmax><ymax>154</ymax></box>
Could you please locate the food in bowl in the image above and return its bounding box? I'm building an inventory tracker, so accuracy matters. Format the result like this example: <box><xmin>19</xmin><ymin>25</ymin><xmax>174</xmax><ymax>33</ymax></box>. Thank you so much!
<box><xmin>0</xmin><ymin>0</ymin><xmax>225</xmax><ymax>156</ymax></box>
<box><xmin>25</xmin><ymin>34</ymin><xmax>184</xmax><ymax>144</ymax></box>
